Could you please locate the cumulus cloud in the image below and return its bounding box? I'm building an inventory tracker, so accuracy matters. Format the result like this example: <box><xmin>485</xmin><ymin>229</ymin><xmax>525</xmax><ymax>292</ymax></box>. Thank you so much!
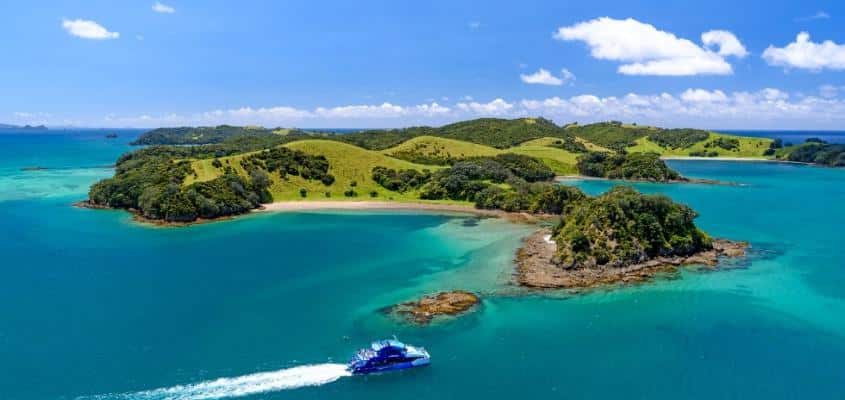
<box><xmin>62</xmin><ymin>19</ymin><xmax>119</xmax><ymax>40</ymax></box>
<box><xmin>520</xmin><ymin>68</ymin><xmax>576</xmax><ymax>86</ymax></box>
<box><xmin>62</xmin><ymin>89</ymin><xmax>845</xmax><ymax>129</ymax></box>
<box><xmin>819</xmin><ymin>84</ymin><xmax>843</xmax><ymax>98</ymax></box>
<box><xmin>152</xmin><ymin>2</ymin><xmax>176</xmax><ymax>14</ymax></box>
<box><xmin>763</xmin><ymin>32</ymin><xmax>845</xmax><ymax>71</ymax></box>
<box><xmin>456</xmin><ymin>98</ymin><xmax>514</xmax><ymax>115</ymax></box>
<box><xmin>681</xmin><ymin>89</ymin><xmax>729</xmax><ymax>103</ymax></box>
<box><xmin>554</xmin><ymin>17</ymin><xmax>746</xmax><ymax>76</ymax></box>
<box><xmin>520</xmin><ymin>69</ymin><xmax>562</xmax><ymax>85</ymax></box>
<box><xmin>701</xmin><ymin>30</ymin><xmax>749</xmax><ymax>57</ymax></box>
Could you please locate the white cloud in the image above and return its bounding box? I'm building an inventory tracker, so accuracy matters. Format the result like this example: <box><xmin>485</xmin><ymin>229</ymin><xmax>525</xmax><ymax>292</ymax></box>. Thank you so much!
<box><xmin>763</xmin><ymin>32</ymin><xmax>845</xmax><ymax>71</ymax></box>
<box><xmin>681</xmin><ymin>89</ymin><xmax>728</xmax><ymax>103</ymax></box>
<box><xmin>520</xmin><ymin>68</ymin><xmax>576</xmax><ymax>86</ymax></box>
<box><xmin>62</xmin><ymin>19</ymin><xmax>119</xmax><ymax>40</ymax></box>
<box><xmin>819</xmin><ymin>84</ymin><xmax>844</xmax><ymax>98</ymax></box>
<box><xmin>152</xmin><ymin>2</ymin><xmax>176</xmax><ymax>14</ymax></box>
<box><xmin>456</xmin><ymin>98</ymin><xmax>514</xmax><ymax>115</ymax></box>
<box><xmin>554</xmin><ymin>17</ymin><xmax>746</xmax><ymax>76</ymax></box>
<box><xmin>468</xmin><ymin>21</ymin><xmax>481</xmax><ymax>29</ymax></box>
<box><xmin>43</xmin><ymin>88</ymin><xmax>845</xmax><ymax>129</ymax></box>
<box><xmin>559</xmin><ymin>68</ymin><xmax>576</xmax><ymax>83</ymax></box>
<box><xmin>520</xmin><ymin>68</ymin><xmax>563</xmax><ymax>85</ymax></box>
<box><xmin>701</xmin><ymin>30</ymin><xmax>748</xmax><ymax>57</ymax></box>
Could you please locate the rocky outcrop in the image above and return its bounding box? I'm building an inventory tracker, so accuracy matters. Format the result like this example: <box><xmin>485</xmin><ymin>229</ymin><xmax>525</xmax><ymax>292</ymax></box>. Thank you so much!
<box><xmin>388</xmin><ymin>291</ymin><xmax>480</xmax><ymax>324</ymax></box>
<box><xmin>516</xmin><ymin>229</ymin><xmax>748</xmax><ymax>290</ymax></box>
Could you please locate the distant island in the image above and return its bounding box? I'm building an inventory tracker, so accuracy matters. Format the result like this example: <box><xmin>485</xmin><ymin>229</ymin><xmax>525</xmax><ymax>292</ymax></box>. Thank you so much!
<box><xmin>79</xmin><ymin>117</ymin><xmax>758</xmax><ymax>297</ymax></box>
<box><xmin>0</xmin><ymin>123</ymin><xmax>48</xmax><ymax>130</ymax></box>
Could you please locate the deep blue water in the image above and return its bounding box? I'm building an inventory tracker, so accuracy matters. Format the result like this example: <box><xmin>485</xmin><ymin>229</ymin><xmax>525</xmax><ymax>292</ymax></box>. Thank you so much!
<box><xmin>718</xmin><ymin>129</ymin><xmax>845</xmax><ymax>144</ymax></box>
<box><xmin>1</xmin><ymin>131</ymin><xmax>845</xmax><ymax>400</ymax></box>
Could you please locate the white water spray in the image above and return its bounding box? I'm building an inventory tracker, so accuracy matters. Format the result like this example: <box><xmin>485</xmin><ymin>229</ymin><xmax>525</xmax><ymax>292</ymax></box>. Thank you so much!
<box><xmin>84</xmin><ymin>363</ymin><xmax>351</xmax><ymax>400</ymax></box>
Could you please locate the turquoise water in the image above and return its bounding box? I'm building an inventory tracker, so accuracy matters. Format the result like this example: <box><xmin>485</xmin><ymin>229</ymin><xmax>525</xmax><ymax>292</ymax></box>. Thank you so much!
<box><xmin>2</xmin><ymin>132</ymin><xmax>845</xmax><ymax>399</ymax></box>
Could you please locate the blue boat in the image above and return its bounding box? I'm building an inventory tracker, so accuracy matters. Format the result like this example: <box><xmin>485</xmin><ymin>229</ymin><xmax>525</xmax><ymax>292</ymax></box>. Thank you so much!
<box><xmin>348</xmin><ymin>339</ymin><xmax>430</xmax><ymax>374</ymax></box>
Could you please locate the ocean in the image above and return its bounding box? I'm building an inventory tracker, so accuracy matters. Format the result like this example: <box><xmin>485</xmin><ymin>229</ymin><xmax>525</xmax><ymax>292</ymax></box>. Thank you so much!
<box><xmin>1</xmin><ymin>130</ymin><xmax>844</xmax><ymax>399</ymax></box>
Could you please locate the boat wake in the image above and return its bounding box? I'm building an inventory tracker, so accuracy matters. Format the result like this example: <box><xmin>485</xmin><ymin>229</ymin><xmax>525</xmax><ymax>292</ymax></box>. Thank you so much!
<box><xmin>83</xmin><ymin>363</ymin><xmax>351</xmax><ymax>400</ymax></box>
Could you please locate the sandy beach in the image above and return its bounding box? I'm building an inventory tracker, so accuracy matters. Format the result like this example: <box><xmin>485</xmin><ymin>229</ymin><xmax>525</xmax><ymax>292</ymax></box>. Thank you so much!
<box><xmin>258</xmin><ymin>201</ymin><xmax>555</xmax><ymax>223</ymax></box>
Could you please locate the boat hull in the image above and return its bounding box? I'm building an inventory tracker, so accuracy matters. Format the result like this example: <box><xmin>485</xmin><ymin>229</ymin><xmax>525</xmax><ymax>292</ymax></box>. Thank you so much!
<box><xmin>350</xmin><ymin>357</ymin><xmax>430</xmax><ymax>375</ymax></box>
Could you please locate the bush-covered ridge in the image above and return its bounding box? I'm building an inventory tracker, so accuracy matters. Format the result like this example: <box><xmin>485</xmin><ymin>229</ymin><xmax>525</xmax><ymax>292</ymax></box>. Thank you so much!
<box><xmin>576</xmin><ymin>151</ymin><xmax>682</xmax><ymax>182</ymax></box>
<box><xmin>87</xmin><ymin>139</ymin><xmax>337</xmax><ymax>222</ymax></box>
<box><xmin>553</xmin><ymin>186</ymin><xmax>712</xmax><ymax>269</ymax></box>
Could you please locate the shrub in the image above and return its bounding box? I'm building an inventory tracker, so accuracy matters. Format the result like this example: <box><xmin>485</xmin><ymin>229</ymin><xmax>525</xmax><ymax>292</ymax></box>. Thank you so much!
<box><xmin>299</xmin><ymin>188</ymin><xmax>307</xmax><ymax>197</ymax></box>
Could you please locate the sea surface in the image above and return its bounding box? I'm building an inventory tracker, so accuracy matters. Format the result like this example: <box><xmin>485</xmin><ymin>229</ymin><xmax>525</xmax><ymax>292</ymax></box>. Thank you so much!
<box><xmin>718</xmin><ymin>129</ymin><xmax>845</xmax><ymax>144</ymax></box>
<box><xmin>1</xmin><ymin>130</ymin><xmax>845</xmax><ymax>400</ymax></box>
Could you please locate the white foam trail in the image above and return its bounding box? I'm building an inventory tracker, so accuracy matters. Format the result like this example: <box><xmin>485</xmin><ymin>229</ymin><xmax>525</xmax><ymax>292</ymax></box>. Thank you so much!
<box><xmin>85</xmin><ymin>363</ymin><xmax>351</xmax><ymax>400</ymax></box>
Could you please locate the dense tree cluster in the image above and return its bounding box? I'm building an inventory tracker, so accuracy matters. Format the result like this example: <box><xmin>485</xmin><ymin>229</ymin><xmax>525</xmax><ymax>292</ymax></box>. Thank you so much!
<box><xmin>647</xmin><ymin>129</ymin><xmax>710</xmax><ymax>149</ymax></box>
<box><xmin>553</xmin><ymin>186</ymin><xmax>712</xmax><ymax>269</ymax></box>
<box><xmin>785</xmin><ymin>141</ymin><xmax>845</xmax><ymax>167</ymax></box>
<box><xmin>371</xmin><ymin>167</ymin><xmax>432</xmax><ymax>192</ymax></box>
<box><xmin>131</xmin><ymin>125</ymin><xmax>315</xmax><ymax>145</ymax></box>
<box><xmin>576</xmin><ymin>152</ymin><xmax>681</xmax><ymax>181</ymax></box>
<box><xmin>705</xmin><ymin>137</ymin><xmax>740</xmax><ymax>151</ymax></box>
<box><xmin>240</xmin><ymin>147</ymin><xmax>334</xmax><ymax>184</ymax></box>
<box><xmin>548</xmin><ymin>137</ymin><xmax>589</xmax><ymax>153</ymax></box>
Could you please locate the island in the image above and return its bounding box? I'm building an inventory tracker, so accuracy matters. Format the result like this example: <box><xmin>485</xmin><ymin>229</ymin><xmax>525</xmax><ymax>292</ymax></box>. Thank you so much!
<box><xmin>0</xmin><ymin>123</ymin><xmax>48</xmax><ymax>130</ymax></box>
<box><xmin>81</xmin><ymin>118</ymin><xmax>759</xmax><ymax>308</ymax></box>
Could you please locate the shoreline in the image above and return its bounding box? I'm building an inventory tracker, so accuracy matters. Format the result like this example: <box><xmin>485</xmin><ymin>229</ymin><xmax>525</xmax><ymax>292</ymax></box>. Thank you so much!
<box><xmin>75</xmin><ymin>200</ymin><xmax>555</xmax><ymax>227</ymax></box>
<box><xmin>555</xmin><ymin>175</ymin><xmax>741</xmax><ymax>186</ymax></box>
<box><xmin>515</xmin><ymin>229</ymin><xmax>748</xmax><ymax>290</ymax></box>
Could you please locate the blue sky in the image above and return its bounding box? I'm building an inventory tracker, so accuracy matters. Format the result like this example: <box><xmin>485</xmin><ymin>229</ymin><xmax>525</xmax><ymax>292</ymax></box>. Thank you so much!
<box><xmin>2</xmin><ymin>0</ymin><xmax>845</xmax><ymax>129</ymax></box>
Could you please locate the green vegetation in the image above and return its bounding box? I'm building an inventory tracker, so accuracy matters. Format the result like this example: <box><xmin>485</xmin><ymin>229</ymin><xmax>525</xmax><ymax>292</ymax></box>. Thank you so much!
<box><xmin>706</xmin><ymin>137</ymin><xmax>740</xmax><ymax>151</ymax></box>
<box><xmin>778</xmin><ymin>139</ymin><xmax>845</xmax><ymax>167</ymax></box>
<box><xmin>646</xmin><ymin>129</ymin><xmax>710</xmax><ymax>149</ymax></box>
<box><xmin>337</xmin><ymin>117</ymin><xmax>571</xmax><ymax>150</ymax></box>
<box><xmin>552</xmin><ymin>186</ymin><xmax>712</xmax><ymax>268</ymax></box>
<box><xmin>576</xmin><ymin>152</ymin><xmax>681</xmax><ymax>181</ymax></box>
<box><xmin>627</xmin><ymin>132</ymin><xmax>772</xmax><ymax>158</ymax></box>
<box><xmin>383</xmin><ymin>136</ymin><xmax>501</xmax><ymax>165</ymax></box>
<box><xmin>371</xmin><ymin>167</ymin><xmax>432</xmax><ymax>192</ymax></box>
<box><xmin>131</xmin><ymin>125</ymin><xmax>319</xmax><ymax>145</ymax></box>
<box><xmin>87</xmin><ymin>117</ymin><xmax>790</xmax><ymax>224</ymax></box>
<box><xmin>567</xmin><ymin>121</ymin><xmax>657</xmax><ymax>151</ymax></box>
<box><xmin>87</xmin><ymin>145</ymin><xmax>270</xmax><ymax>222</ymax></box>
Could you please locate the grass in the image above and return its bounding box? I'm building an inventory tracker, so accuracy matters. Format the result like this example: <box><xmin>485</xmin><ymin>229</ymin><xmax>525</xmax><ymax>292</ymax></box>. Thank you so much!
<box><xmin>382</xmin><ymin>135</ymin><xmax>501</xmax><ymax>160</ymax></box>
<box><xmin>381</xmin><ymin>135</ymin><xmax>582</xmax><ymax>175</ymax></box>
<box><xmin>508</xmin><ymin>144</ymin><xmax>579</xmax><ymax>175</ymax></box>
<box><xmin>627</xmin><ymin>132</ymin><xmax>773</xmax><ymax>158</ymax></box>
<box><xmin>185</xmin><ymin>140</ymin><xmax>462</xmax><ymax>203</ymax></box>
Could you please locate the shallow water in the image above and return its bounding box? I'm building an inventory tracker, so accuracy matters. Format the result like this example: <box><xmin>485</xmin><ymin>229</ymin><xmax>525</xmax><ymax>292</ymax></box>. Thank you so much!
<box><xmin>1</xmin><ymin>132</ymin><xmax>844</xmax><ymax>399</ymax></box>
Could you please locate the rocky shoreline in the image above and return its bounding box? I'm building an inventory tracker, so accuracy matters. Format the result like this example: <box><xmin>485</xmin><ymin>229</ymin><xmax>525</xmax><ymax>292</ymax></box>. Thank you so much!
<box><xmin>387</xmin><ymin>291</ymin><xmax>480</xmax><ymax>324</ymax></box>
<box><xmin>515</xmin><ymin>229</ymin><xmax>748</xmax><ymax>290</ymax></box>
<box><xmin>73</xmin><ymin>200</ymin><xmax>245</xmax><ymax>227</ymax></box>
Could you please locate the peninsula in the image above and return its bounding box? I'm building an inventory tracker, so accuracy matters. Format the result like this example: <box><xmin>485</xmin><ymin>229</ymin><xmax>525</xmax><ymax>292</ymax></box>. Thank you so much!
<box><xmin>82</xmin><ymin>117</ymin><xmax>756</xmax><ymax>299</ymax></box>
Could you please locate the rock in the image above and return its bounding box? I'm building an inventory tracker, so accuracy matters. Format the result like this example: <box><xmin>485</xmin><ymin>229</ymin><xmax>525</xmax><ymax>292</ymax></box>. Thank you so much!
<box><xmin>389</xmin><ymin>291</ymin><xmax>480</xmax><ymax>324</ymax></box>
<box><xmin>515</xmin><ymin>229</ymin><xmax>749</xmax><ymax>291</ymax></box>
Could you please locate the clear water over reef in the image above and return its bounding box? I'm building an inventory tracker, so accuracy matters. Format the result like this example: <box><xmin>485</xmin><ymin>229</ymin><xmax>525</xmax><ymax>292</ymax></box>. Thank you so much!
<box><xmin>1</xmin><ymin>131</ymin><xmax>844</xmax><ymax>399</ymax></box>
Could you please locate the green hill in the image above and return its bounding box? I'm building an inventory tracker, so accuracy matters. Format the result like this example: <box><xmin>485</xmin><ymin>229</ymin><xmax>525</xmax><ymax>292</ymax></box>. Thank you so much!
<box><xmin>188</xmin><ymin>140</ymin><xmax>441</xmax><ymax>201</ymax></box>
<box><xmin>627</xmin><ymin>132</ymin><xmax>772</xmax><ymax>158</ymax></box>
<box><xmin>380</xmin><ymin>135</ymin><xmax>581</xmax><ymax>175</ymax></box>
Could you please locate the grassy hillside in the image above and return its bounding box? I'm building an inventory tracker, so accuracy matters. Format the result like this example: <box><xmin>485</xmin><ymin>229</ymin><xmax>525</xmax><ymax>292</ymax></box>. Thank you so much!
<box><xmin>627</xmin><ymin>132</ymin><xmax>772</xmax><ymax>158</ymax></box>
<box><xmin>382</xmin><ymin>136</ymin><xmax>501</xmax><ymax>164</ymax></box>
<box><xmin>187</xmin><ymin>140</ymin><xmax>445</xmax><ymax>202</ymax></box>
<box><xmin>336</xmin><ymin>117</ymin><xmax>572</xmax><ymax>150</ymax></box>
<box><xmin>380</xmin><ymin>135</ymin><xmax>581</xmax><ymax>175</ymax></box>
<box><xmin>508</xmin><ymin>143</ymin><xmax>579</xmax><ymax>175</ymax></box>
